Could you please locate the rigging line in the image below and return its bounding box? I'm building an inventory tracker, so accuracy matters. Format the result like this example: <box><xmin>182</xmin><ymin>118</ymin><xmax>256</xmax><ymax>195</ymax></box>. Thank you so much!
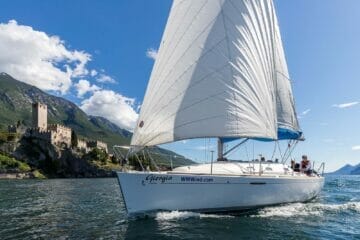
<box><xmin>281</xmin><ymin>140</ymin><xmax>292</xmax><ymax>164</ymax></box>
<box><xmin>252</xmin><ymin>140</ymin><xmax>254</xmax><ymax>161</ymax></box>
<box><xmin>145</xmin><ymin>148</ymin><xmax>160</xmax><ymax>172</ymax></box>
<box><xmin>281</xmin><ymin>140</ymin><xmax>290</xmax><ymax>163</ymax></box>
<box><xmin>283</xmin><ymin>140</ymin><xmax>298</xmax><ymax>164</ymax></box>
<box><xmin>245</xmin><ymin>141</ymin><xmax>250</xmax><ymax>162</ymax></box>
<box><xmin>204</xmin><ymin>138</ymin><xmax>207</xmax><ymax>163</ymax></box>
<box><xmin>270</xmin><ymin>141</ymin><xmax>277</xmax><ymax>161</ymax></box>
<box><xmin>284</xmin><ymin>140</ymin><xmax>295</xmax><ymax>163</ymax></box>
<box><xmin>244</xmin><ymin>142</ymin><xmax>253</xmax><ymax>174</ymax></box>
<box><xmin>223</xmin><ymin>138</ymin><xmax>249</xmax><ymax>157</ymax></box>
<box><xmin>277</xmin><ymin>141</ymin><xmax>283</xmax><ymax>161</ymax></box>
<box><xmin>135</xmin><ymin>153</ymin><xmax>144</xmax><ymax>172</ymax></box>
<box><xmin>287</xmin><ymin>140</ymin><xmax>297</xmax><ymax>163</ymax></box>
<box><xmin>208</xmin><ymin>138</ymin><xmax>211</xmax><ymax>163</ymax></box>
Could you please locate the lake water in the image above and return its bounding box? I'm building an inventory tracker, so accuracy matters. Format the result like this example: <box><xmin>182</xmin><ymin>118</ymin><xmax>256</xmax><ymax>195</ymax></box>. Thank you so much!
<box><xmin>0</xmin><ymin>175</ymin><xmax>359</xmax><ymax>239</ymax></box>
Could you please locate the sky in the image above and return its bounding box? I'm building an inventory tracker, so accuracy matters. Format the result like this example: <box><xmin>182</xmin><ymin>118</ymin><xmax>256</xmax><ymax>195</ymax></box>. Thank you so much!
<box><xmin>0</xmin><ymin>0</ymin><xmax>359</xmax><ymax>171</ymax></box>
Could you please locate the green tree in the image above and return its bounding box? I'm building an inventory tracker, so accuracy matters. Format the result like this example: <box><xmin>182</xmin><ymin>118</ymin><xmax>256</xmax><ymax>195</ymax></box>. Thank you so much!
<box><xmin>71</xmin><ymin>130</ymin><xmax>78</xmax><ymax>148</ymax></box>
<box><xmin>111</xmin><ymin>155</ymin><xmax>118</xmax><ymax>164</ymax></box>
<box><xmin>86</xmin><ymin>148</ymin><xmax>108</xmax><ymax>164</ymax></box>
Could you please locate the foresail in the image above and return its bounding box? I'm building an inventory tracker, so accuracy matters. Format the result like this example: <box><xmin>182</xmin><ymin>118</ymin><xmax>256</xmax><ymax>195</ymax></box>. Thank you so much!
<box><xmin>131</xmin><ymin>0</ymin><xmax>281</xmax><ymax>146</ymax></box>
<box><xmin>274</xmin><ymin>16</ymin><xmax>301</xmax><ymax>139</ymax></box>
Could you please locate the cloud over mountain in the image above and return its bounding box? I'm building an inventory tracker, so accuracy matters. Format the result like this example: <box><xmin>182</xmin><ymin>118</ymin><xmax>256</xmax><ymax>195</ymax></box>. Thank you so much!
<box><xmin>0</xmin><ymin>20</ymin><xmax>91</xmax><ymax>94</ymax></box>
<box><xmin>0</xmin><ymin>19</ymin><xmax>139</xmax><ymax>131</ymax></box>
<box><xmin>74</xmin><ymin>80</ymin><xmax>100</xmax><ymax>97</ymax></box>
<box><xmin>80</xmin><ymin>90</ymin><xmax>139</xmax><ymax>131</ymax></box>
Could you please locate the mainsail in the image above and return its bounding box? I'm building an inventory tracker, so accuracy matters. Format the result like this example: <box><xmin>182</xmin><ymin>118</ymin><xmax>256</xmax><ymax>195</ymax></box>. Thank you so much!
<box><xmin>131</xmin><ymin>0</ymin><xmax>301</xmax><ymax>147</ymax></box>
<box><xmin>273</xmin><ymin>16</ymin><xmax>301</xmax><ymax>139</ymax></box>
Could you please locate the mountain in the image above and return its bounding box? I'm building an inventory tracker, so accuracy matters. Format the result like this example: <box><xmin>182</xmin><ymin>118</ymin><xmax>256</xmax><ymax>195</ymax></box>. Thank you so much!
<box><xmin>0</xmin><ymin>73</ymin><xmax>194</xmax><ymax>166</ymax></box>
<box><xmin>350</xmin><ymin>165</ymin><xmax>360</xmax><ymax>175</ymax></box>
<box><xmin>328</xmin><ymin>163</ymin><xmax>360</xmax><ymax>175</ymax></box>
<box><xmin>0</xmin><ymin>72</ymin><xmax>131</xmax><ymax>147</ymax></box>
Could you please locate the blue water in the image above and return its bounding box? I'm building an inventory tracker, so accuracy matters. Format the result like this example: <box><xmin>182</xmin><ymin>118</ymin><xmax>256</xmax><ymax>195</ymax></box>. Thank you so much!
<box><xmin>0</xmin><ymin>175</ymin><xmax>359</xmax><ymax>239</ymax></box>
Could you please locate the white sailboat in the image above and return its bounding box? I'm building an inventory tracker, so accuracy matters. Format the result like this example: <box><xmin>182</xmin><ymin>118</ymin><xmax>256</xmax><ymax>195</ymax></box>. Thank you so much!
<box><xmin>117</xmin><ymin>0</ymin><xmax>324</xmax><ymax>216</ymax></box>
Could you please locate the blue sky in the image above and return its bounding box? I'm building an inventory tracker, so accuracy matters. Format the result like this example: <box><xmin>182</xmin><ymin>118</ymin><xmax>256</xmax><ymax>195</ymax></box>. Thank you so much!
<box><xmin>0</xmin><ymin>0</ymin><xmax>359</xmax><ymax>171</ymax></box>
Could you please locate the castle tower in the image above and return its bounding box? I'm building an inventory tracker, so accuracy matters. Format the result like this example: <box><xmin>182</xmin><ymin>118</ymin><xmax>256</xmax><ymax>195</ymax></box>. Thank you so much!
<box><xmin>32</xmin><ymin>102</ymin><xmax>47</xmax><ymax>130</ymax></box>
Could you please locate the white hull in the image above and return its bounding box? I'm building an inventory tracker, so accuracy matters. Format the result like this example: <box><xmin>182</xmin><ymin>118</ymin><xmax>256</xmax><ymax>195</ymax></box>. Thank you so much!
<box><xmin>117</xmin><ymin>171</ymin><xmax>324</xmax><ymax>216</ymax></box>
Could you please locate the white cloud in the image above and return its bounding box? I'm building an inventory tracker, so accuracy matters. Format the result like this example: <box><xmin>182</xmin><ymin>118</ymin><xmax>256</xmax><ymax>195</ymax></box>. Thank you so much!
<box><xmin>74</xmin><ymin>79</ymin><xmax>100</xmax><ymax>97</ymax></box>
<box><xmin>352</xmin><ymin>145</ymin><xmax>360</xmax><ymax>151</ymax></box>
<box><xmin>146</xmin><ymin>48</ymin><xmax>158</xmax><ymax>60</ymax></box>
<box><xmin>96</xmin><ymin>74</ymin><xmax>116</xmax><ymax>83</ymax></box>
<box><xmin>80</xmin><ymin>90</ymin><xmax>138</xmax><ymax>131</ymax></box>
<box><xmin>332</xmin><ymin>101</ymin><xmax>359</xmax><ymax>109</ymax></box>
<box><xmin>0</xmin><ymin>20</ymin><xmax>91</xmax><ymax>94</ymax></box>
<box><xmin>90</xmin><ymin>70</ymin><xmax>98</xmax><ymax>77</ymax></box>
<box><xmin>301</xmin><ymin>109</ymin><xmax>311</xmax><ymax>115</ymax></box>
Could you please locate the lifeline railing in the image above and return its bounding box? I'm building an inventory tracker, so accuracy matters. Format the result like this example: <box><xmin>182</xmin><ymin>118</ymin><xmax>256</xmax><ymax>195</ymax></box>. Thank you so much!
<box><xmin>316</xmin><ymin>162</ymin><xmax>326</xmax><ymax>176</ymax></box>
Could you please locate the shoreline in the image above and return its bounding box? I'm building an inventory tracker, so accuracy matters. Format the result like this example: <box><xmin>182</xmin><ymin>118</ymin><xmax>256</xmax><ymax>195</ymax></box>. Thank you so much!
<box><xmin>0</xmin><ymin>172</ymin><xmax>34</xmax><ymax>179</ymax></box>
<box><xmin>0</xmin><ymin>171</ymin><xmax>118</xmax><ymax>180</ymax></box>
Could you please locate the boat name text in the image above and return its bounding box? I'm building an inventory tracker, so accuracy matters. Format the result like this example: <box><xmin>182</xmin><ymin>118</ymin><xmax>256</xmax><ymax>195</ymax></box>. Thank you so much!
<box><xmin>142</xmin><ymin>174</ymin><xmax>173</xmax><ymax>185</ymax></box>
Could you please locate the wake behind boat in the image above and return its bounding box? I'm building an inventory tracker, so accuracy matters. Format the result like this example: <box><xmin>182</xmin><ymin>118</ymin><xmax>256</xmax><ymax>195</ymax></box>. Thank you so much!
<box><xmin>117</xmin><ymin>0</ymin><xmax>325</xmax><ymax>216</ymax></box>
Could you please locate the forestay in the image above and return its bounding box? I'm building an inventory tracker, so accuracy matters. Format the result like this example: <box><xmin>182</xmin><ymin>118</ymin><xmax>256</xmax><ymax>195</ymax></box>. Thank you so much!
<box><xmin>131</xmin><ymin>0</ymin><xmax>300</xmax><ymax>147</ymax></box>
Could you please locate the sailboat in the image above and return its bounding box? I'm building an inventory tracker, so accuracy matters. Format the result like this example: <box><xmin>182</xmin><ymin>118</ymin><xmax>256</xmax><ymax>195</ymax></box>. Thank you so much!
<box><xmin>117</xmin><ymin>0</ymin><xmax>324</xmax><ymax>216</ymax></box>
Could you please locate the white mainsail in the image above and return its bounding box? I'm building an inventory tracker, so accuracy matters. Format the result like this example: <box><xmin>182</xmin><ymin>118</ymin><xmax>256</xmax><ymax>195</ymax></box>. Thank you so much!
<box><xmin>273</xmin><ymin>17</ymin><xmax>301</xmax><ymax>138</ymax></box>
<box><xmin>132</xmin><ymin>0</ymin><xmax>299</xmax><ymax>147</ymax></box>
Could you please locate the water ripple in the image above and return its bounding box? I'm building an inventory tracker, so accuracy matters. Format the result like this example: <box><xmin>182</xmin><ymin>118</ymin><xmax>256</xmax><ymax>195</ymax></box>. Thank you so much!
<box><xmin>0</xmin><ymin>175</ymin><xmax>359</xmax><ymax>239</ymax></box>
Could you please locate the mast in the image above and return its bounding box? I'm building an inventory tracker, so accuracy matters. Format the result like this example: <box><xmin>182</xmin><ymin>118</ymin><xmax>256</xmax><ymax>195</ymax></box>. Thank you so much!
<box><xmin>217</xmin><ymin>138</ymin><xmax>224</xmax><ymax>161</ymax></box>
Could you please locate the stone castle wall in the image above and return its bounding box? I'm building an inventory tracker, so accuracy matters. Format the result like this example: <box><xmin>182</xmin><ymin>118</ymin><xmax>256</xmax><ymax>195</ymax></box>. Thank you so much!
<box><xmin>87</xmin><ymin>140</ymin><xmax>108</xmax><ymax>153</ymax></box>
<box><xmin>48</xmin><ymin>124</ymin><xmax>71</xmax><ymax>147</ymax></box>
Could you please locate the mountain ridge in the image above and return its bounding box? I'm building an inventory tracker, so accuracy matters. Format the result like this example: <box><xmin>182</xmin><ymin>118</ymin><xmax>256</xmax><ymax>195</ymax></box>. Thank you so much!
<box><xmin>328</xmin><ymin>163</ymin><xmax>360</xmax><ymax>175</ymax></box>
<box><xmin>0</xmin><ymin>73</ymin><xmax>194</xmax><ymax>166</ymax></box>
<box><xmin>0</xmin><ymin>72</ymin><xmax>131</xmax><ymax>148</ymax></box>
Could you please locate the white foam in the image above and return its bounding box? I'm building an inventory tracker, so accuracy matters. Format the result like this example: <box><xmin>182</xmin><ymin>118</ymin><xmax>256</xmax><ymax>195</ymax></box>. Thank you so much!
<box><xmin>155</xmin><ymin>211</ymin><xmax>233</xmax><ymax>221</ymax></box>
<box><xmin>252</xmin><ymin>201</ymin><xmax>360</xmax><ymax>218</ymax></box>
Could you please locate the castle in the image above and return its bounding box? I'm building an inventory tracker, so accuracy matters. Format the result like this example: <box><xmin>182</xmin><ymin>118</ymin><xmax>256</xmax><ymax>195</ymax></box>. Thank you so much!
<box><xmin>29</xmin><ymin>102</ymin><xmax>108</xmax><ymax>153</ymax></box>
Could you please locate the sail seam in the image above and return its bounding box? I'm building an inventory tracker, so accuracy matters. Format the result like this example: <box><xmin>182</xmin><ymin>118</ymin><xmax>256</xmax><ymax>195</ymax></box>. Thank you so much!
<box><xmin>142</xmin><ymin>0</ymin><xmax>210</xmax><ymax>115</ymax></box>
<box><xmin>219</xmin><ymin>0</ymin><xmax>239</xmax><ymax>133</ymax></box>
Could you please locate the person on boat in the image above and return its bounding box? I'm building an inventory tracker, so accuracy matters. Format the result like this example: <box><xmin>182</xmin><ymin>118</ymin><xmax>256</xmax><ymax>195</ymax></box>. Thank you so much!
<box><xmin>291</xmin><ymin>159</ymin><xmax>295</xmax><ymax>170</ymax></box>
<box><xmin>301</xmin><ymin>155</ymin><xmax>312</xmax><ymax>175</ymax></box>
